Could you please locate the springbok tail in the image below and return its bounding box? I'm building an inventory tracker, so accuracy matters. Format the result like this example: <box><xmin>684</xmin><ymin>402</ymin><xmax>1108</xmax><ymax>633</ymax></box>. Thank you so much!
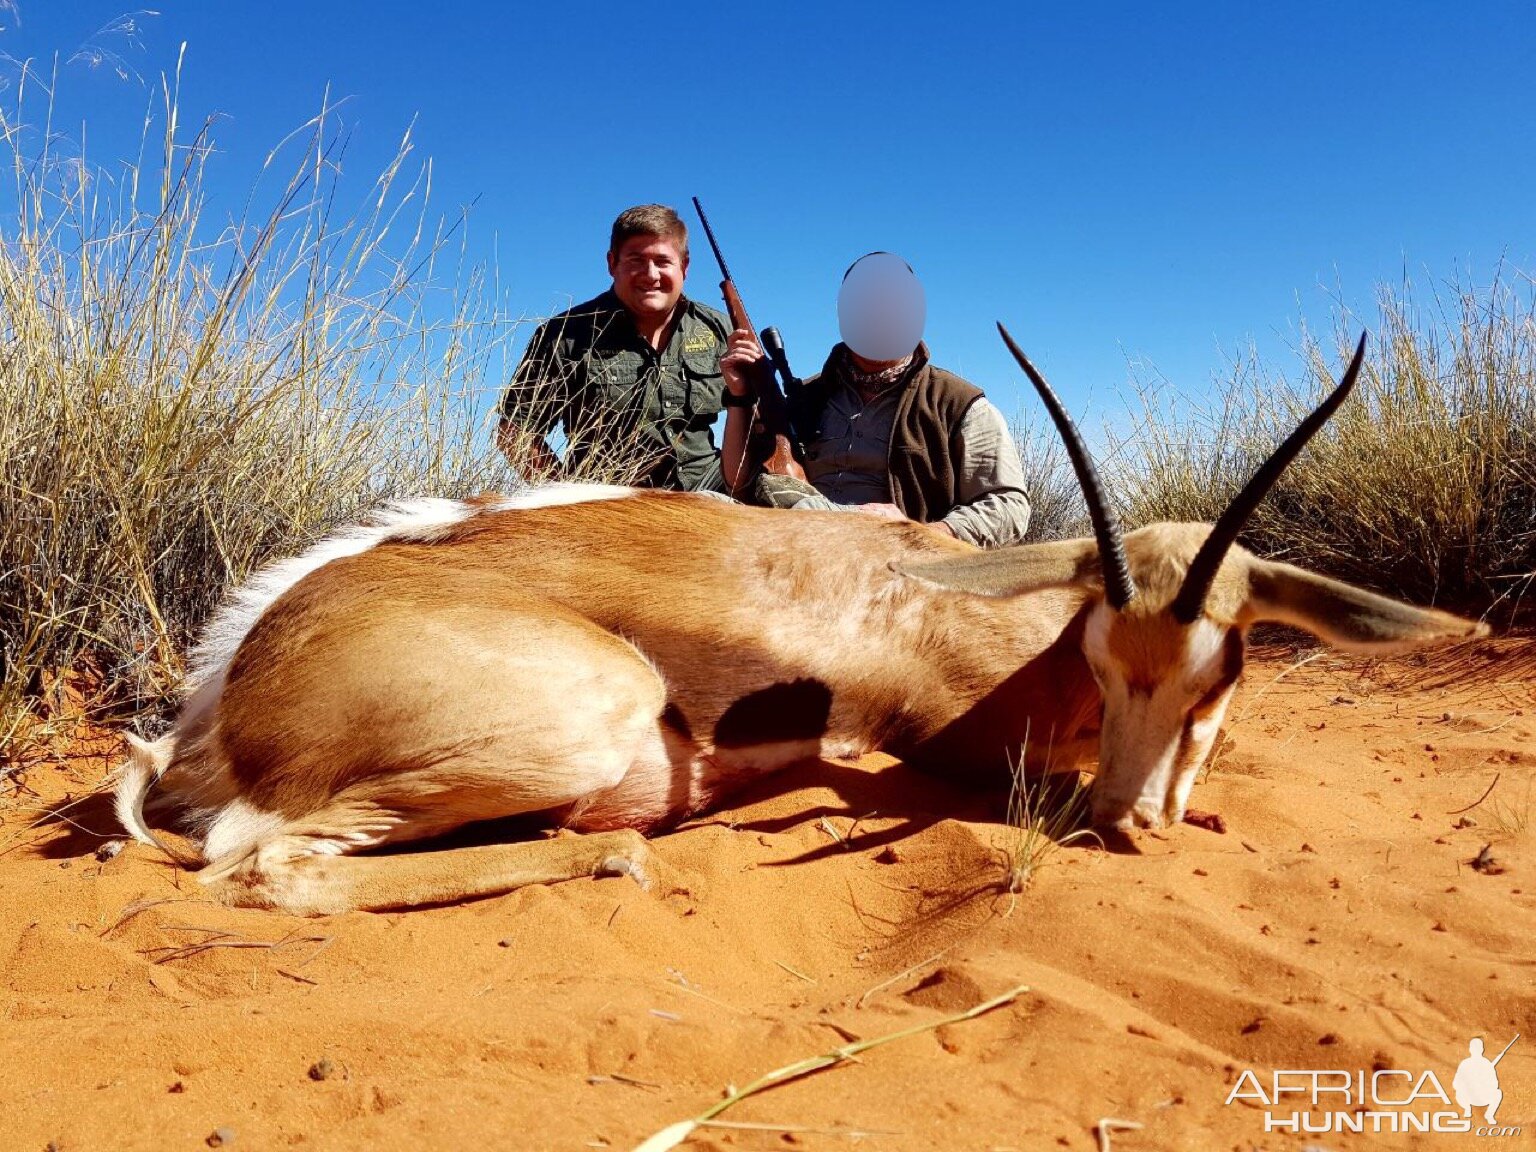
<box><xmin>114</xmin><ymin>734</ymin><xmax>203</xmax><ymax>868</ymax></box>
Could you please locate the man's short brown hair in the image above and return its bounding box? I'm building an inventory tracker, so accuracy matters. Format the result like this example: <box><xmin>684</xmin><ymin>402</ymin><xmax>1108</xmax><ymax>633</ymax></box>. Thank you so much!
<box><xmin>609</xmin><ymin>204</ymin><xmax>688</xmax><ymax>259</ymax></box>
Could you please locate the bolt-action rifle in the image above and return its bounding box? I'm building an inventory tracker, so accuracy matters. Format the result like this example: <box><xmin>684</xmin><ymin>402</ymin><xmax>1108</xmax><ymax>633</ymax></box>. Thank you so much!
<box><xmin>690</xmin><ymin>197</ymin><xmax>806</xmax><ymax>493</ymax></box>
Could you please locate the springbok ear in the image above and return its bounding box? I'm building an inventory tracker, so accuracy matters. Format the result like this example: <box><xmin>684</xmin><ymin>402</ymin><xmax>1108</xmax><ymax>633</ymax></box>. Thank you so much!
<box><xmin>1245</xmin><ymin>559</ymin><xmax>1489</xmax><ymax>654</ymax></box>
<box><xmin>896</xmin><ymin>538</ymin><xmax>1102</xmax><ymax>598</ymax></box>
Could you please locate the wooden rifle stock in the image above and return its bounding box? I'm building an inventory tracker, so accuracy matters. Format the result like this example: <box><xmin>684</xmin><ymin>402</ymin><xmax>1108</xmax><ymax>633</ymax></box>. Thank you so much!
<box><xmin>691</xmin><ymin>197</ymin><xmax>806</xmax><ymax>492</ymax></box>
<box><xmin>717</xmin><ymin>281</ymin><xmax>804</xmax><ymax>484</ymax></box>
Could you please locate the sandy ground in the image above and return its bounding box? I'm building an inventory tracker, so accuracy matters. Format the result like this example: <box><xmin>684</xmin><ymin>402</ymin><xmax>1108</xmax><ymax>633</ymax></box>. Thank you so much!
<box><xmin>2</xmin><ymin>641</ymin><xmax>1533</xmax><ymax>1152</ymax></box>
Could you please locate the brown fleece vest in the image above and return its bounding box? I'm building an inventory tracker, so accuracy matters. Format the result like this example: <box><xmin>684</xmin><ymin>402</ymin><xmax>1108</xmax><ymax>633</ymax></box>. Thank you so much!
<box><xmin>792</xmin><ymin>343</ymin><xmax>983</xmax><ymax>522</ymax></box>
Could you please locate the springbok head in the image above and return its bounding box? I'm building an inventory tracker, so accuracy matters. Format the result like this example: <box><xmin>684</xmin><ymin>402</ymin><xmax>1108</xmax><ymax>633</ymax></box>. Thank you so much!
<box><xmin>904</xmin><ymin>327</ymin><xmax>1487</xmax><ymax>830</ymax></box>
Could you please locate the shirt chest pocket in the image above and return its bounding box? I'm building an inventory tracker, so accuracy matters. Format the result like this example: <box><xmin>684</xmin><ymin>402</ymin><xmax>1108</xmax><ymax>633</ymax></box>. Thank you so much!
<box><xmin>680</xmin><ymin>345</ymin><xmax>725</xmax><ymax>417</ymax></box>
<box><xmin>585</xmin><ymin>350</ymin><xmax>648</xmax><ymax>404</ymax></box>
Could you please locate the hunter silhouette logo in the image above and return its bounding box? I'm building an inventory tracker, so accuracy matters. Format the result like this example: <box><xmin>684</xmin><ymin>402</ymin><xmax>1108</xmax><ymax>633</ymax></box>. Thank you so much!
<box><xmin>1455</xmin><ymin>1034</ymin><xmax>1519</xmax><ymax>1125</ymax></box>
<box><xmin>1226</xmin><ymin>1032</ymin><xmax>1523</xmax><ymax>1137</ymax></box>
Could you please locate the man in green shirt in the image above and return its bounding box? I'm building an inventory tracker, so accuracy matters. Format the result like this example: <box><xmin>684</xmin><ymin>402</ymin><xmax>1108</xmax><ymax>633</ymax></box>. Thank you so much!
<box><xmin>498</xmin><ymin>204</ymin><xmax>754</xmax><ymax>492</ymax></box>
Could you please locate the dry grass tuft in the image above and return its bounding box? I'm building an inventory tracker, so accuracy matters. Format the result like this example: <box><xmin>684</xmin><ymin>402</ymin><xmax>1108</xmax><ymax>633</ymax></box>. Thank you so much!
<box><xmin>1012</xmin><ymin>412</ymin><xmax>1090</xmax><ymax>543</ymax></box>
<box><xmin>0</xmin><ymin>76</ymin><xmax>528</xmax><ymax>745</ymax></box>
<box><xmin>1106</xmin><ymin>275</ymin><xmax>1536</xmax><ymax>616</ymax></box>
<box><xmin>1000</xmin><ymin>745</ymin><xmax>1099</xmax><ymax>899</ymax></box>
<box><xmin>1461</xmin><ymin>774</ymin><xmax>1534</xmax><ymax>838</ymax></box>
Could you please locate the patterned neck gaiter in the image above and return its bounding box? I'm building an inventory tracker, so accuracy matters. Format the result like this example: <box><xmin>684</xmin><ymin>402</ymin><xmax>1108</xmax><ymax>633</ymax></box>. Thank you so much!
<box><xmin>838</xmin><ymin>345</ymin><xmax>914</xmax><ymax>393</ymax></box>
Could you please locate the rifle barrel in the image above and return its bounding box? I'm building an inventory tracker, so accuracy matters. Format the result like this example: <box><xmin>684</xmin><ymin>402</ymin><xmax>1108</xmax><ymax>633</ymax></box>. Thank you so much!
<box><xmin>688</xmin><ymin>196</ymin><xmax>805</xmax><ymax>480</ymax></box>
<box><xmin>690</xmin><ymin>197</ymin><xmax>733</xmax><ymax>284</ymax></box>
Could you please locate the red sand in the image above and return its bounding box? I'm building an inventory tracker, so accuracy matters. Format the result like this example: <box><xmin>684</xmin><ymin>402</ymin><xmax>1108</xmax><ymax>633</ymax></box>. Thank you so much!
<box><xmin>2</xmin><ymin>644</ymin><xmax>1532</xmax><ymax>1151</ymax></box>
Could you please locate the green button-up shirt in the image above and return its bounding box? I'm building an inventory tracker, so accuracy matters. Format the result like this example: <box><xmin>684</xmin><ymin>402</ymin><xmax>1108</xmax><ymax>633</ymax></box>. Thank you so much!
<box><xmin>500</xmin><ymin>290</ymin><xmax>732</xmax><ymax>492</ymax></box>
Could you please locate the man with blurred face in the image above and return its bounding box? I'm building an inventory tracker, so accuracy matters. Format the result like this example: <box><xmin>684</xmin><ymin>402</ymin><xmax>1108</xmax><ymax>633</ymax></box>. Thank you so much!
<box><xmin>498</xmin><ymin>204</ymin><xmax>754</xmax><ymax>491</ymax></box>
<box><xmin>732</xmin><ymin>252</ymin><xmax>1032</xmax><ymax>547</ymax></box>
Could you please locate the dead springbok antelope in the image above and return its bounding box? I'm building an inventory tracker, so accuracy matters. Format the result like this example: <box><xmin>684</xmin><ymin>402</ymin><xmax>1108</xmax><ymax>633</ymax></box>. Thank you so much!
<box><xmin>115</xmin><ymin>329</ymin><xmax>1486</xmax><ymax>914</ymax></box>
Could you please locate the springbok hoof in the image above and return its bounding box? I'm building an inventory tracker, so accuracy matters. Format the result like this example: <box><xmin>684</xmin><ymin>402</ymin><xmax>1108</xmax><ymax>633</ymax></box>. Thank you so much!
<box><xmin>595</xmin><ymin>853</ymin><xmax>651</xmax><ymax>889</ymax></box>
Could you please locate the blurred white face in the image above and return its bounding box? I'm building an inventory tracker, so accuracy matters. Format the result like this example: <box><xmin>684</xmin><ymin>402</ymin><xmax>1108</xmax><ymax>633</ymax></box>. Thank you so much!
<box><xmin>838</xmin><ymin>252</ymin><xmax>925</xmax><ymax>362</ymax></box>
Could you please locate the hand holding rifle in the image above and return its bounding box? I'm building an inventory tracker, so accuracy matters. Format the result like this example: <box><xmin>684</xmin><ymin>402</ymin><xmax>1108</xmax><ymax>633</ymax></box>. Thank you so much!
<box><xmin>719</xmin><ymin>328</ymin><xmax>765</xmax><ymax>401</ymax></box>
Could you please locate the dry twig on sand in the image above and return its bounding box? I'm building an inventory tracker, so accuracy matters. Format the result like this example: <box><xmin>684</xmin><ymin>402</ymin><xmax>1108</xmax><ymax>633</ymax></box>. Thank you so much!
<box><xmin>630</xmin><ymin>984</ymin><xmax>1028</xmax><ymax>1152</ymax></box>
<box><xmin>856</xmin><ymin>948</ymin><xmax>950</xmax><ymax>1010</ymax></box>
<box><xmin>1448</xmin><ymin>773</ymin><xmax>1502</xmax><ymax>815</ymax></box>
<box><xmin>140</xmin><ymin>927</ymin><xmax>331</xmax><ymax>966</ymax></box>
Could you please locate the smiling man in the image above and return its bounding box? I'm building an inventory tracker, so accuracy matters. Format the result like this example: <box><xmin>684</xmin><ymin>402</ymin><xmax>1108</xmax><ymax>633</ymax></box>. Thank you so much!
<box><xmin>498</xmin><ymin>204</ymin><xmax>744</xmax><ymax>492</ymax></box>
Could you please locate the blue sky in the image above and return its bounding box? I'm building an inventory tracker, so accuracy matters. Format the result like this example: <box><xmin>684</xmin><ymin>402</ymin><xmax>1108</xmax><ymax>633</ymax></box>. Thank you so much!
<box><xmin>3</xmin><ymin>1</ymin><xmax>1532</xmax><ymax>427</ymax></box>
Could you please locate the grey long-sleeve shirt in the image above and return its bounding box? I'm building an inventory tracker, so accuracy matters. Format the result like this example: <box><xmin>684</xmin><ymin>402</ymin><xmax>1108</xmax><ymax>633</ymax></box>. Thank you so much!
<box><xmin>801</xmin><ymin>385</ymin><xmax>1032</xmax><ymax>548</ymax></box>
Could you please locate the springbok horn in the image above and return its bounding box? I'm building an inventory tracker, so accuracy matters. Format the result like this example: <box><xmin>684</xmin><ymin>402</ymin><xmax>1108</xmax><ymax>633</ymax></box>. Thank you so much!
<box><xmin>1171</xmin><ymin>332</ymin><xmax>1368</xmax><ymax>623</ymax></box>
<box><xmin>998</xmin><ymin>322</ymin><xmax>1136</xmax><ymax>610</ymax></box>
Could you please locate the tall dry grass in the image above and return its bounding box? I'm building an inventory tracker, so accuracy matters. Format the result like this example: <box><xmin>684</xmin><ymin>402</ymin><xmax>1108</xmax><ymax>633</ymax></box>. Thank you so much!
<box><xmin>1011</xmin><ymin>412</ymin><xmax>1090</xmax><ymax>543</ymax></box>
<box><xmin>0</xmin><ymin>73</ymin><xmax>522</xmax><ymax>752</ymax></box>
<box><xmin>1097</xmin><ymin>278</ymin><xmax>1535</xmax><ymax>615</ymax></box>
